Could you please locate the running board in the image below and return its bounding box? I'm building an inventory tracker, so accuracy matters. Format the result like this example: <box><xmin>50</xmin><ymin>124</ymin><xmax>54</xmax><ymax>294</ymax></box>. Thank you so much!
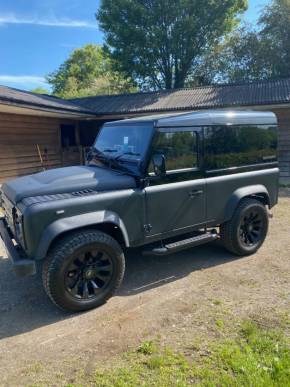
<box><xmin>143</xmin><ymin>231</ymin><xmax>218</xmax><ymax>256</ymax></box>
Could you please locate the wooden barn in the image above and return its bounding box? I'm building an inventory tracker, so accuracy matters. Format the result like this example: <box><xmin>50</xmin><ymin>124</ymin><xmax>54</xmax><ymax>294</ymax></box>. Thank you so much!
<box><xmin>1</xmin><ymin>78</ymin><xmax>290</xmax><ymax>184</ymax></box>
<box><xmin>0</xmin><ymin>86</ymin><xmax>98</xmax><ymax>184</ymax></box>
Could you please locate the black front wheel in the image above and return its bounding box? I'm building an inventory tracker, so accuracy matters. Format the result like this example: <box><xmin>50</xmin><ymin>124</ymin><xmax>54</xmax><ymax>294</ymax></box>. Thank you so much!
<box><xmin>220</xmin><ymin>198</ymin><xmax>269</xmax><ymax>256</ymax></box>
<box><xmin>42</xmin><ymin>230</ymin><xmax>125</xmax><ymax>312</ymax></box>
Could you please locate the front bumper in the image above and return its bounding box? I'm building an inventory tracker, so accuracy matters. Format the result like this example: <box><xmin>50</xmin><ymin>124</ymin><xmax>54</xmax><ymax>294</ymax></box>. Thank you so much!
<box><xmin>0</xmin><ymin>217</ymin><xmax>36</xmax><ymax>277</ymax></box>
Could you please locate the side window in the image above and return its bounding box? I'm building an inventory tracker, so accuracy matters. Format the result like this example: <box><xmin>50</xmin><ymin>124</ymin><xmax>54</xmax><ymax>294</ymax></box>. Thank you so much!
<box><xmin>150</xmin><ymin>130</ymin><xmax>198</xmax><ymax>173</ymax></box>
<box><xmin>204</xmin><ymin>125</ymin><xmax>277</xmax><ymax>170</ymax></box>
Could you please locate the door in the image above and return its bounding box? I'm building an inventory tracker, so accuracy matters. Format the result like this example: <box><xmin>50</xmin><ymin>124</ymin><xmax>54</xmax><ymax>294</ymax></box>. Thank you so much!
<box><xmin>144</xmin><ymin>128</ymin><xmax>206</xmax><ymax>238</ymax></box>
<box><xmin>60</xmin><ymin>124</ymin><xmax>82</xmax><ymax>166</ymax></box>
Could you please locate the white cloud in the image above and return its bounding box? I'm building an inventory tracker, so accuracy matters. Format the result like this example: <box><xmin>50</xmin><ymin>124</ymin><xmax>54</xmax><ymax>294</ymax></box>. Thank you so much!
<box><xmin>0</xmin><ymin>75</ymin><xmax>47</xmax><ymax>85</ymax></box>
<box><xmin>0</xmin><ymin>75</ymin><xmax>51</xmax><ymax>91</ymax></box>
<box><xmin>0</xmin><ymin>14</ymin><xmax>96</xmax><ymax>29</ymax></box>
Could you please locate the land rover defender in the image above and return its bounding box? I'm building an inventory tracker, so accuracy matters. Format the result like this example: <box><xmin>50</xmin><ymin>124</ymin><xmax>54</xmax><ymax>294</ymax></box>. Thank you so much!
<box><xmin>0</xmin><ymin>110</ymin><xmax>279</xmax><ymax>312</ymax></box>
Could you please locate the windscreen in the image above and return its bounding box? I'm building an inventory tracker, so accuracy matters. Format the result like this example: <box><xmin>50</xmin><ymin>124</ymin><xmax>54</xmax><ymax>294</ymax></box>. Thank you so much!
<box><xmin>94</xmin><ymin>124</ymin><xmax>153</xmax><ymax>163</ymax></box>
<box><xmin>91</xmin><ymin>123</ymin><xmax>154</xmax><ymax>176</ymax></box>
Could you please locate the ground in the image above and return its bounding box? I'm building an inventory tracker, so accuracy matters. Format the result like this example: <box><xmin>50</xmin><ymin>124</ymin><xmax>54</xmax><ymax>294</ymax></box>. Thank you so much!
<box><xmin>0</xmin><ymin>197</ymin><xmax>289</xmax><ymax>386</ymax></box>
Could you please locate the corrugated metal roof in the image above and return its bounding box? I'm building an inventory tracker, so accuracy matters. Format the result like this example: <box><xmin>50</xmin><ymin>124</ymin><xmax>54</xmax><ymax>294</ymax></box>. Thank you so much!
<box><xmin>71</xmin><ymin>78</ymin><xmax>290</xmax><ymax>115</ymax></box>
<box><xmin>2</xmin><ymin>78</ymin><xmax>290</xmax><ymax>117</ymax></box>
<box><xmin>0</xmin><ymin>85</ymin><xmax>94</xmax><ymax>115</ymax></box>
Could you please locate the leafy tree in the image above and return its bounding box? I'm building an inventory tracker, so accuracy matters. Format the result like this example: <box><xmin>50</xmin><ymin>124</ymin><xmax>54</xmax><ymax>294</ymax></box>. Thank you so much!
<box><xmin>47</xmin><ymin>44</ymin><xmax>137</xmax><ymax>98</ymax></box>
<box><xmin>198</xmin><ymin>26</ymin><xmax>270</xmax><ymax>83</ymax></box>
<box><xmin>30</xmin><ymin>87</ymin><xmax>50</xmax><ymax>95</ymax></box>
<box><xmin>259</xmin><ymin>0</ymin><xmax>290</xmax><ymax>79</ymax></box>
<box><xmin>209</xmin><ymin>0</ymin><xmax>290</xmax><ymax>82</ymax></box>
<box><xmin>97</xmin><ymin>0</ymin><xmax>248</xmax><ymax>90</ymax></box>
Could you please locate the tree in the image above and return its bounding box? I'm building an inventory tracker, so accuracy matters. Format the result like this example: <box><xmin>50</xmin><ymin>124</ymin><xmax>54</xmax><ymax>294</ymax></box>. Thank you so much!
<box><xmin>47</xmin><ymin>44</ymin><xmax>137</xmax><ymax>98</ymax></box>
<box><xmin>30</xmin><ymin>87</ymin><xmax>50</xmax><ymax>95</ymax></box>
<box><xmin>259</xmin><ymin>0</ymin><xmax>290</xmax><ymax>79</ymax></box>
<box><xmin>209</xmin><ymin>0</ymin><xmax>290</xmax><ymax>83</ymax></box>
<box><xmin>96</xmin><ymin>0</ymin><xmax>248</xmax><ymax>90</ymax></box>
<box><xmin>198</xmin><ymin>25</ymin><xmax>270</xmax><ymax>83</ymax></box>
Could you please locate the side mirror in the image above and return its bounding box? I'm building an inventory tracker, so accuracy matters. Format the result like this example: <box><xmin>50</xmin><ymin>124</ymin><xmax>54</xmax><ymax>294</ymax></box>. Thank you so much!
<box><xmin>152</xmin><ymin>153</ymin><xmax>166</xmax><ymax>177</ymax></box>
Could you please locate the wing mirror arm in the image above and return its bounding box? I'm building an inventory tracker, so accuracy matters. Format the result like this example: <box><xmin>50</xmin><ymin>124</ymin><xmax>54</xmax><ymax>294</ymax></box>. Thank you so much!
<box><xmin>152</xmin><ymin>153</ymin><xmax>166</xmax><ymax>177</ymax></box>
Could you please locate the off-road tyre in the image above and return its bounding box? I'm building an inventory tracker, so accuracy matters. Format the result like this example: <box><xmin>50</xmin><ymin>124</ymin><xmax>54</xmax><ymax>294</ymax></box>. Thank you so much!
<box><xmin>42</xmin><ymin>229</ymin><xmax>125</xmax><ymax>312</ymax></box>
<box><xmin>220</xmin><ymin>198</ymin><xmax>268</xmax><ymax>256</ymax></box>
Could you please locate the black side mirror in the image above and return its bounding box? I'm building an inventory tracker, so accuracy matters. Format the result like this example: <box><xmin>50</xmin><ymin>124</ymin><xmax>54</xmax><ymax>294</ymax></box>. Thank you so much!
<box><xmin>152</xmin><ymin>153</ymin><xmax>166</xmax><ymax>177</ymax></box>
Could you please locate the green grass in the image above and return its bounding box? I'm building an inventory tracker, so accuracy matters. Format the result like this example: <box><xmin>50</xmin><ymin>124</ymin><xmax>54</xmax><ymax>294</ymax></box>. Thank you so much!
<box><xmin>86</xmin><ymin>321</ymin><xmax>290</xmax><ymax>387</ymax></box>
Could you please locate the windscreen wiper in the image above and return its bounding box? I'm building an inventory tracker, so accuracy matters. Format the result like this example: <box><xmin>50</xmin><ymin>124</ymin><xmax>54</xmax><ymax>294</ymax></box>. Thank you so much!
<box><xmin>87</xmin><ymin>147</ymin><xmax>105</xmax><ymax>162</ymax></box>
<box><xmin>88</xmin><ymin>148</ymin><xmax>139</xmax><ymax>177</ymax></box>
<box><xmin>103</xmin><ymin>148</ymin><xmax>118</xmax><ymax>153</ymax></box>
<box><xmin>113</xmin><ymin>151</ymin><xmax>141</xmax><ymax>162</ymax></box>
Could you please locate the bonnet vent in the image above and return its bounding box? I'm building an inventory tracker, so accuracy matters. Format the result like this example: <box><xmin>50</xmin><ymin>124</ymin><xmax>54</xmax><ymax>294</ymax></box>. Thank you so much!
<box><xmin>71</xmin><ymin>189</ymin><xmax>96</xmax><ymax>197</ymax></box>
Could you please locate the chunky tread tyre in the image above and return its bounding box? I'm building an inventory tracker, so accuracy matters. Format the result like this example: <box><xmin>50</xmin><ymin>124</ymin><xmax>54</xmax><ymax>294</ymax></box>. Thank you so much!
<box><xmin>42</xmin><ymin>229</ymin><xmax>125</xmax><ymax>312</ymax></box>
<box><xmin>220</xmin><ymin>198</ymin><xmax>268</xmax><ymax>256</ymax></box>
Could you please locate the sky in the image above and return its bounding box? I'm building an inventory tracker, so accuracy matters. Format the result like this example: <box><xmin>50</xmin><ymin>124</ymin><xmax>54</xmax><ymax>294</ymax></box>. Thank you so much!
<box><xmin>0</xmin><ymin>0</ymin><xmax>270</xmax><ymax>92</ymax></box>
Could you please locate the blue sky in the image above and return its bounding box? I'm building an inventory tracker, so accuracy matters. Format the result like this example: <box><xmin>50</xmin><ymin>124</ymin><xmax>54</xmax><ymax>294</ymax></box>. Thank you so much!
<box><xmin>0</xmin><ymin>0</ymin><xmax>270</xmax><ymax>91</ymax></box>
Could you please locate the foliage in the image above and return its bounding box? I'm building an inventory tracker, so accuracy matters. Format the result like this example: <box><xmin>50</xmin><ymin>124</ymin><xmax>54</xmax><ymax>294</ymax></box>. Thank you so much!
<box><xmin>210</xmin><ymin>0</ymin><xmax>290</xmax><ymax>82</ymax></box>
<box><xmin>30</xmin><ymin>87</ymin><xmax>50</xmax><ymax>95</ymax></box>
<box><xmin>259</xmin><ymin>0</ymin><xmax>290</xmax><ymax>79</ymax></box>
<box><xmin>97</xmin><ymin>0</ymin><xmax>248</xmax><ymax>90</ymax></box>
<box><xmin>47</xmin><ymin>44</ymin><xmax>137</xmax><ymax>98</ymax></box>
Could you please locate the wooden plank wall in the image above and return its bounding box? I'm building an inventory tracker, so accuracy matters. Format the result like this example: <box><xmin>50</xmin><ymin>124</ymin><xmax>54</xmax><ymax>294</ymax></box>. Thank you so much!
<box><xmin>0</xmin><ymin>113</ymin><xmax>62</xmax><ymax>184</ymax></box>
<box><xmin>272</xmin><ymin>109</ymin><xmax>290</xmax><ymax>179</ymax></box>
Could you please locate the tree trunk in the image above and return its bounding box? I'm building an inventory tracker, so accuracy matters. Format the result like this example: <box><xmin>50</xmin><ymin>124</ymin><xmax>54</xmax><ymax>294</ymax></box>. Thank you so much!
<box><xmin>174</xmin><ymin>73</ymin><xmax>185</xmax><ymax>88</ymax></box>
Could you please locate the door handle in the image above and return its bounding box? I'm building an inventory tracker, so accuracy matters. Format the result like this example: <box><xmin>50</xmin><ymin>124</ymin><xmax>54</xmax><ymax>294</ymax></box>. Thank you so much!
<box><xmin>189</xmin><ymin>189</ymin><xmax>203</xmax><ymax>198</ymax></box>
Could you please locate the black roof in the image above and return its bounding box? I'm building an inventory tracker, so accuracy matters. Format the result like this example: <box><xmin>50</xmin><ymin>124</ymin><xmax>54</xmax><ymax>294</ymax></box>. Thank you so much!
<box><xmin>72</xmin><ymin>78</ymin><xmax>290</xmax><ymax>115</ymax></box>
<box><xmin>0</xmin><ymin>85</ymin><xmax>94</xmax><ymax>116</ymax></box>
<box><xmin>1</xmin><ymin>78</ymin><xmax>290</xmax><ymax>118</ymax></box>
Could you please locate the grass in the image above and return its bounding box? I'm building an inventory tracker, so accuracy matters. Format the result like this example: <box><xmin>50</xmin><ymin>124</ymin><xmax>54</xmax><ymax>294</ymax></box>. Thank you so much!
<box><xmin>71</xmin><ymin>320</ymin><xmax>290</xmax><ymax>387</ymax></box>
<box><xmin>25</xmin><ymin>318</ymin><xmax>290</xmax><ymax>386</ymax></box>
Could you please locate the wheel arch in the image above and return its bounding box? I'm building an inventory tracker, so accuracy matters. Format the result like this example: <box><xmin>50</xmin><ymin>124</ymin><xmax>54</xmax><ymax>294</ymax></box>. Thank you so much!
<box><xmin>224</xmin><ymin>185</ymin><xmax>270</xmax><ymax>223</ymax></box>
<box><xmin>35</xmin><ymin>211</ymin><xmax>130</xmax><ymax>260</ymax></box>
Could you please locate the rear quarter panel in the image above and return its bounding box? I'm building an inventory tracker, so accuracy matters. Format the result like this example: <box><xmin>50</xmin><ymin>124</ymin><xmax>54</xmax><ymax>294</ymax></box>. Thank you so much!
<box><xmin>205</xmin><ymin>168</ymin><xmax>279</xmax><ymax>224</ymax></box>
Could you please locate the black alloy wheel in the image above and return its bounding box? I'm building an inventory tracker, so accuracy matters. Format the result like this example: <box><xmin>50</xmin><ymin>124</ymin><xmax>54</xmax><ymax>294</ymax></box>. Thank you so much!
<box><xmin>42</xmin><ymin>230</ymin><xmax>125</xmax><ymax>312</ymax></box>
<box><xmin>65</xmin><ymin>249</ymin><xmax>114</xmax><ymax>300</ymax></box>
<box><xmin>238</xmin><ymin>208</ymin><xmax>264</xmax><ymax>248</ymax></box>
<box><xmin>221</xmin><ymin>198</ymin><xmax>268</xmax><ymax>256</ymax></box>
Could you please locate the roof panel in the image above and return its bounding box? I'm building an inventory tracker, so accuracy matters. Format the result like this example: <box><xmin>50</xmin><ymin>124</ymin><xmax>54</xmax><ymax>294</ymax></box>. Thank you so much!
<box><xmin>104</xmin><ymin>109</ymin><xmax>277</xmax><ymax>127</ymax></box>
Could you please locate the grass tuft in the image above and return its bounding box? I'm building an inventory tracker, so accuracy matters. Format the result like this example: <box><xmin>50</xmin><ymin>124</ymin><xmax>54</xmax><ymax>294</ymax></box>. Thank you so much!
<box><xmin>137</xmin><ymin>340</ymin><xmax>157</xmax><ymax>355</ymax></box>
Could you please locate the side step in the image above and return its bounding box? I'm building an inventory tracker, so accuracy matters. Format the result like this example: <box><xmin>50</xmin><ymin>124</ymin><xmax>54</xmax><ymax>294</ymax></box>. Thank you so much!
<box><xmin>143</xmin><ymin>231</ymin><xmax>218</xmax><ymax>256</ymax></box>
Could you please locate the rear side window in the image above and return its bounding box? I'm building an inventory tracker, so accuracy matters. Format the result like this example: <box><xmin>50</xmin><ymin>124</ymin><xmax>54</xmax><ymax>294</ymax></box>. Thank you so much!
<box><xmin>151</xmin><ymin>131</ymin><xmax>198</xmax><ymax>172</ymax></box>
<box><xmin>204</xmin><ymin>125</ymin><xmax>277</xmax><ymax>170</ymax></box>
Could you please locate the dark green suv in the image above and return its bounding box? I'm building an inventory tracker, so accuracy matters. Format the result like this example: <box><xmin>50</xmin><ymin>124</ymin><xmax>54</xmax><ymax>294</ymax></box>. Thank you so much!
<box><xmin>0</xmin><ymin>110</ymin><xmax>279</xmax><ymax>312</ymax></box>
